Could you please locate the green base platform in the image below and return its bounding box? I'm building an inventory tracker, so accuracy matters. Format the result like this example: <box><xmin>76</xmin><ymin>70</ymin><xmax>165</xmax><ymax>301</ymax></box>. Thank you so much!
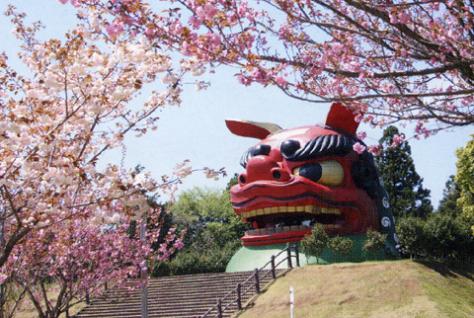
<box><xmin>226</xmin><ymin>235</ymin><xmax>395</xmax><ymax>272</ymax></box>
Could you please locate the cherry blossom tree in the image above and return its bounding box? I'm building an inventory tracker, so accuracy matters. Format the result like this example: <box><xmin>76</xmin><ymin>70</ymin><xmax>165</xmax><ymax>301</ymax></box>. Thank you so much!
<box><xmin>6</xmin><ymin>221</ymin><xmax>146</xmax><ymax>318</ymax></box>
<box><xmin>67</xmin><ymin>0</ymin><xmax>474</xmax><ymax>137</ymax></box>
<box><xmin>2</xmin><ymin>207</ymin><xmax>183</xmax><ymax>318</ymax></box>
<box><xmin>0</xmin><ymin>3</ymin><xmax>215</xmax><ymax>317</ymax></box>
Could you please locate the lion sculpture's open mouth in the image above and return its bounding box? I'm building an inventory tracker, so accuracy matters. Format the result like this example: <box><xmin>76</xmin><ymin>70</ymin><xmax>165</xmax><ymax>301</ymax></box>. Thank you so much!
<box><xmin>241</xmin><ymin>203</ymin><xmax>345</xmax><ymax>244</ymax></box>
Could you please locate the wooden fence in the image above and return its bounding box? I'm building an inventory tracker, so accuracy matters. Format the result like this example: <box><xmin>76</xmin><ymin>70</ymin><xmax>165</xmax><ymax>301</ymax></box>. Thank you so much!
<box><xmin>201</xmin><ymin>244</ymin><xmax>301</xmax><ymax>318</ymax></box>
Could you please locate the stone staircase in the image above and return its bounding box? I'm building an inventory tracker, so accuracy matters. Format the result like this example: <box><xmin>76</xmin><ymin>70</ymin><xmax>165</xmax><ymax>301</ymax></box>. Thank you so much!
<box><xmin>75</xmin><ymin>270</ymin><xmax>283</xmax><ymax>318</ymax></box>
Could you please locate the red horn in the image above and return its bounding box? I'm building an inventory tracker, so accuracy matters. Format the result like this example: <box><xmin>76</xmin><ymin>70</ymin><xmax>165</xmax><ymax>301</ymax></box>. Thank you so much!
<box><xmin>225</xmin><ymin>119</ymin><xmax>282</xmax><ymax>139</ymax></box>
<box><xmin>325</xmin><ymin>102</ymin><xmax>360</xmax><ymax>135</ymax></box>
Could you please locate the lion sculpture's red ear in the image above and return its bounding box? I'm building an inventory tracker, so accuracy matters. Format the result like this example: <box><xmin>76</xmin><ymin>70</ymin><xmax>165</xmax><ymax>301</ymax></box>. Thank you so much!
<box><xmin>325</xmin><ymin>102</ymin><xmax>361</xmax><ymax>135</ymax></box>
<box><xmin>225</xmin><ymin>119</ymin><xmax>282</xmax><ymax>139</ymax></box>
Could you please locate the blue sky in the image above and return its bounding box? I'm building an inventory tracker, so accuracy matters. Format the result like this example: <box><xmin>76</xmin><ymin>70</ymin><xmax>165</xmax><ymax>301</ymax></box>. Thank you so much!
<box><xmin>2</xmin><ymin>1</ymin><xmax>472</xmax><ymax>208</ymax></box>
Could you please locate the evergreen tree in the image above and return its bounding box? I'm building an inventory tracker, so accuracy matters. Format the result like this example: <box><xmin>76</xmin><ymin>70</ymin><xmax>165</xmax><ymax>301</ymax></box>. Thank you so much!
<box><xmin>376</xmin><ymin>126</ymin><xmax>433</xmax><ymax>218</ymax></box>
<box><xmin>437</xmin><ymin>175</ymin><xmax>462</xmax><ymax>216</ymax></box>
<box><xmin>456</xmin><ymin>135</ymin><xmax>474</xmax><ymax>235</ymax></box>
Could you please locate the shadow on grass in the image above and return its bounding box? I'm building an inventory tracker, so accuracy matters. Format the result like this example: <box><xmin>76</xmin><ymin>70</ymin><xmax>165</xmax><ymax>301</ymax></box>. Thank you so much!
<box><xmin>415</xmin><ymin>259</ymin><xmax>474</xmax><ymax>280</ymax></box>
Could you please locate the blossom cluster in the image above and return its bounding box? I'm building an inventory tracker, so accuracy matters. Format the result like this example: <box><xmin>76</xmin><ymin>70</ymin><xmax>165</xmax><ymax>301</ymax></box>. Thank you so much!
<box><xmin>65</xmin><ymin>0</ymin><xmax>474</xmax><ymax>139</ymax></box>
<box><xmin>0</xmin><ymin>4</ymin><xmax>206</xmax><ymax>316</ymax></box>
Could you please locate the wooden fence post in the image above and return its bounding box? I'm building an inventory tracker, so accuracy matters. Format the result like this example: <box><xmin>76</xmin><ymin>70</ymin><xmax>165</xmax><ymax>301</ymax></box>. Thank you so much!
<box><xmin>287</xmin><ymin>247</ymin><xmax>293</xmax><ymax>269</ymax></box>
<box><xmin>295</xmin><ymin>244</ymin><xmax>300</xmax><ymax>267</ymax></box>
<box><xmin>217</xmin><ymin>299</ymin><xmax>223</xmax><ymax>318</ymax></box>
<box><xmin>254</xmin><ymin>268</ymin><xmax>260</xmax><ymax>293</ymax></box>
<box><xmin>271</xmin><ymin>255</ymin><xmax>276</xmax><ymax>279</ymax></box>
<box><xmin>236</xmin><ymin>283</ymin><xmax>242</xmax><ymax>310</ymax></box>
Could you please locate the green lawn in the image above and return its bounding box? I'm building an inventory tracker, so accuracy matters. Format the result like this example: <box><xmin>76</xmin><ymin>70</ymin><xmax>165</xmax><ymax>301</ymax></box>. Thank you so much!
<box><xmin>238</xmin><ymin>260</ymin><xmax>474</xmax><ymax>318</ymax></box>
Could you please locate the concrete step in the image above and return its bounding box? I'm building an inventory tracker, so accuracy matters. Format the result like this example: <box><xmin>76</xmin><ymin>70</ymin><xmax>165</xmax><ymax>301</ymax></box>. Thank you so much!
<box><xmin>76</xmin><ymin>269</ymin><xmax>288</xmax><ymax>318</ymax></box>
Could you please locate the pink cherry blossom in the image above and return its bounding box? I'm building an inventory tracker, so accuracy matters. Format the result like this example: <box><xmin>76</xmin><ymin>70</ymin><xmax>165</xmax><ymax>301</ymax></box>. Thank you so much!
<box><xmin>173</xmin><ymin>239</ymin><xmax>184</xmax><ymax>250</ymax></box>
<box><xmin>0</xmin><ymin>6</ymin><xmax>223</xmax><ymax>317</ymax></box>
<box><xmin>237</xmin><ymin>74</ymin><xmax>252</xmax><ymax>86</ymax></box>
<box><xmin>357</xmin><ymin>131</ymin><xmax>367</xmax><ymax>140</ymax></box>
<box><xmin>196</xmin><ymin>4</ymin><xmax>218</xmax><ymax>21</ymax></box>
<box><xmin>391</xmin><ymin>134</ymin><xmax>405</xmax><ymax>147</ymax></box>
<box><xmin>64</xmin><ymin>0</ymin><xmax>474</xmax><ymax>136</ymax></box>
<box><xmin>368</xmin><ymin>145</ymin><xmax>382</xmax><ymax>156</ymax></box>
<box><xmin>274</xmin><ymin>76</ymin><xmax>288</xmax><ymax>87</ymax></box>
<box><xmin>0</xmin><ymin>273</ymin><xmax>7</xmax><ymax>285</ymax></box>
<box><xmin>353</xmin><ymin>142</ymin><xmax>367</xmax><ymax>154</ymax></box>
<box><xmin>105</xmin><ymin>21</ymin><xmax>124</xmax><ymax>38</ymax></box>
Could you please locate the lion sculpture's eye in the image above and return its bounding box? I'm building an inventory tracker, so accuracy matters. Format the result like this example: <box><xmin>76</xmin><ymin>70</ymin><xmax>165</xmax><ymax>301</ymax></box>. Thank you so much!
<box><xmin>292</xmin><ymin>160</ymin><xmax>344</xmax><ymax>186</ymax></box>
<box><xmin>250</xmin><ymin>144</ymin><xmax>271</xmax><ymax>156</ymax></box>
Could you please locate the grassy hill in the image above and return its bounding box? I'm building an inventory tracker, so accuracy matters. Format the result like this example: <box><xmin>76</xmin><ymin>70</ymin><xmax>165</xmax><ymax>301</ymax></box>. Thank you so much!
<box><xmin>238</xmin><ymin>260</ymin><xmax>474</xmax><ymax>318</ymax></box>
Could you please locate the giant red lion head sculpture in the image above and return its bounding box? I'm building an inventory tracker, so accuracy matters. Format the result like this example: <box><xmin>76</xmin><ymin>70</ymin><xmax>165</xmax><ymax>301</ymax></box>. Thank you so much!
<box><xmin>226</xmin><ymin>103</ymin><xmax>398</xmax><ymax>254</ymax></box>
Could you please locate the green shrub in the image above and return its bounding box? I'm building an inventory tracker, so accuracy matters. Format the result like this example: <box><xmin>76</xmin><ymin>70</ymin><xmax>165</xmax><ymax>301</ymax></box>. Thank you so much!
<box><xmin>363</xmin><ymin>229</ymin><xmax>387</xmax><ymax>255</ymax></box>
<box><xmin>396</xmin><ymin>214</ymin><xmax>474</xmax><ymax>264</ymax></box>
<box><xmin>423</xmin><ymin>213</ymin><xmax>474</xmax><ymax>262</ymax></box>
<box><xmin>396</xmin><ymin>217</ymin><xmax>426</xmax><ymax>259</ymax></box>
<box><xmin>301</xmin><ymin>224</ymin><xmax>329</xmax><ymax>264</ymax></box>
<box><xmin>329</xmin><ymin>236</ymin><xmax>353</xmax><ymax>259</ymax></box>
